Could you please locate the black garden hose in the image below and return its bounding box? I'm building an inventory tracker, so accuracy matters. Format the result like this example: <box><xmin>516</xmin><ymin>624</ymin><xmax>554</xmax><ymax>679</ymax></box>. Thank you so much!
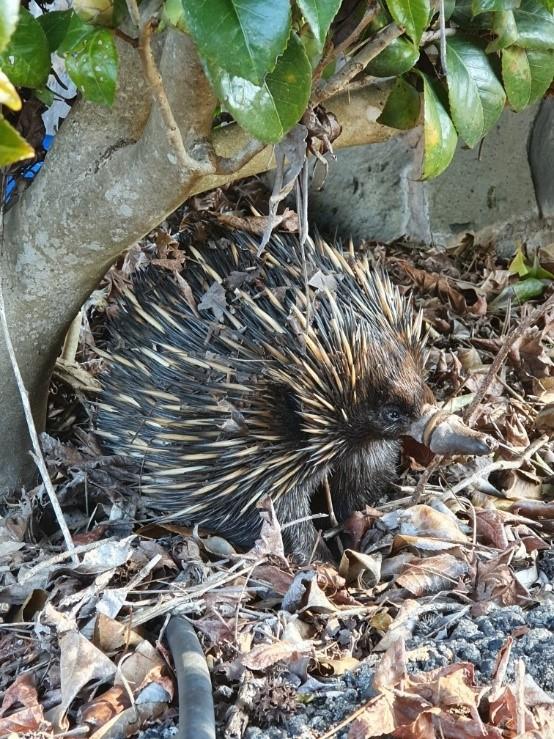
<box><xmin>166</xmin><ymin>615</ymin><xmax>216</xmax><ymax>739</ymax></box>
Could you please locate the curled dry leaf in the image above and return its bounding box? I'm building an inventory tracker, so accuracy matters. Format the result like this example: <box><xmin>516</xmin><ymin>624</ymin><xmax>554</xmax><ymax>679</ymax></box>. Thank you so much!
<box><xmin>282</xmin><ymin>570</ymin><xmax>338</xmax><ymax>614</ymax></box>
<box><xmin>0</xmin><ymin>673</ymin><xmax>47</xmax><ymax>735</ymax></box>
<box><xmin>408</xmin><ymin>404</ymin><xmax>497</xmax><ymax>456</ymax></box>
<box><xmin>383</xmin><ymin>504</ymin><xmax>469</xmax><ymax>547</ymax></box>
<box><xmin>474</xmin><ymin>547</ymin><xmax>531</xmax><ymax>609</ymax></box>
<box><xmin>241</xmin><ymin>639</ymin><xmax>313</xmax><ymax>672</ymax></box>
<box><xmin>338</xmin><ymin>549</ymin><xmax>382</xmax><ymax>588</ymax></box>
<box><xmin>396</xmin><ymin>553</ymin><xmax>470</xmax><ymax>597</ymax></box>
<box><xmin>46</xmin><ymin>630</ymin><xmax>117</xmax><ymax>732</ymax></box>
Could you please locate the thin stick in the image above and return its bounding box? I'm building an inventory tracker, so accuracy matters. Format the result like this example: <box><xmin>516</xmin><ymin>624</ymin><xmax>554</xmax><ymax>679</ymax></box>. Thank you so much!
<box><xmin>138</xmin><ymin>18</ymin><xmax>213</xmax><ymax>177</ymax></box>
<box><xmin>412</xmin><ymin>292</ymin><xmax>554</xmax><ymax>504</ymax></box>
<box><xmin>438</xmin><ymin>0</ymin><xmax>448</xmax><ymax>74</ymax></box>
<box><xmin>311</xmin><ymin>23</ymin><xmax>404</xmax><ymax>105</ymax></box>
<box><xmin>312</xmin><ymin>3</ymin><xmax>379</xmax><ymax>85</ymax></box>
<box><xmin>464</xmin><ymin>293</ymin><xmax>554</xmax><ymax>426</ymax></box>
<box><xmin>0</xmin><ymin>178</ymin><xmax>78</xmax><ymax>564</ymax></box>
<box><xmin>126</xmin><ymin>0</ymin><xmax>213</xmax><ymax>177</ymax></box>
<box><xmin>449</xmin><ymin>435</ymin><xmax>549</xmax><ymax>496</ymax></box>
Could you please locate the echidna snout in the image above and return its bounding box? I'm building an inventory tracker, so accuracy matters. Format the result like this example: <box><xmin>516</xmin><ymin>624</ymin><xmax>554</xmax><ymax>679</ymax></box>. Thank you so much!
<box><xmin>96</xmin><ymin>232</ymin><xmax>427</xmax><ymax>562</ymax></box>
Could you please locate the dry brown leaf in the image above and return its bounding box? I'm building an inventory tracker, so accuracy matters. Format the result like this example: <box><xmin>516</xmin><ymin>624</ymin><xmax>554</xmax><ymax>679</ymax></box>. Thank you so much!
<box><xmin>384</xmin><ymin>505</ymin><xmax>468</xmax><ymax>545</ymax></box>
<box><xmin>114</xmin><ymin>640</ymin><xmax>165</xmax><ymax>691</ymax></box>
<box><xmin>375</xmin><ymin>599</ymin><xmax>422</xmax><ymax>652</ymax></box>
<box><xmin>252</xmin><ymin>564</ymin><xmax>294</xmax><ymax>595</ymax></box>
<box><xmin>396</xmin><ymin>553</ymin><xmax>469</xmax><ymax>596</ymax></box>
<box><xmin>474</xmin><ymin>548</ymin><xmax>531</xmax><ymax>608</ymax></box>
<box><xmin>338</xmin><ymin>549</ymin><xmax>382</xmax><ymax>588</ymax></box>
<box><xmin>46</xmin><ymin>630</ymin><xmax>117</xmax><ymax>731</ymax></box>
<box><xmin>241</xmin><ymin>639</ymin><xmax>313</xmax><ymax>671</ymax></box>
<box><xmin>93</xmin><ymin>613</ymin><xmax>143</xmax><ymax>652</ymax></box>
<box><xmin>79</xmin><ymin>685</ymin><xmax>129</xmax><ymax>728</ymax></box>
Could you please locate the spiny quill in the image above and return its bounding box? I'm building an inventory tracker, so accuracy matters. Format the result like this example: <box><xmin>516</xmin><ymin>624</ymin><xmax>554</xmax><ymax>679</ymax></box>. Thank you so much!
<box><xmin>96</xmin><ymin>231</ymin><xmax>428</xmax><ymax>561</ymax></box>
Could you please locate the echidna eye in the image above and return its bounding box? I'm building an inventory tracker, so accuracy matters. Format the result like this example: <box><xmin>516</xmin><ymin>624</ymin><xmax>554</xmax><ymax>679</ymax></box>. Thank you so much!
<box><xmin>384</xmin><ymin>406</ymin><xmax>402</xmax><ymax>423</ymax></box>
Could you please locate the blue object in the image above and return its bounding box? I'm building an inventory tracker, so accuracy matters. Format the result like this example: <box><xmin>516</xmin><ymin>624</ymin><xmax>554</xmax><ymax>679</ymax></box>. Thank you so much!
<box><xmin>4</xmin><ymin>133</ymin><xmax>56</xmax><ymax>202</ymax></box>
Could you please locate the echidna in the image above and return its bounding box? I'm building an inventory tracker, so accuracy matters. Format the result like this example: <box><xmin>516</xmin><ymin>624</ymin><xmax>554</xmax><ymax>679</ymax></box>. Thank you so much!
<box><xmin>96</xmin><ymin>231</ymin><xmax>428</xmax><ymax>561</ymax></box>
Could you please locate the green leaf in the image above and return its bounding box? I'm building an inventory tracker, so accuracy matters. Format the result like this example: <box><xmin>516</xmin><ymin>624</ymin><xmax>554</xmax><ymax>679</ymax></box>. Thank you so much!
<box><xmin>206</xmin><ymin>33</ymin><xmax>311</xmax><ymax>143</ymax></box>
<box><xmin>38</xmin><ymin>9</ymin><xmax>73</xmax><ymax>52</ymax></box>
<box><xmin>502</xmin><ymin>47</ymin><xmax>554</xmax><ymax>106</ymax></box>
<box><xmin>472</xmin><ymin>0</ymin><xmax>519</xmax><ymax>15</ymax></box>
<box><xmin>528</xmin><ymin>48</ymin><xmax>554</xmax><ymax>101</ymax></box>
<box><xmin>182</xmin><ymin>0</ymin><xmax>291</xmax><ymax>84</ymax></box>
<box><xmin>490</xmin><ymin>277</ymin><xmax>549</xmax><ymax>309</ymax></box>
<box><xmin>513</xmin><ymin>0</ymin><xmax>554</xmax><ymax>49</ymax></box>
<box><xmin>509</xmin><ymin>245</ymin><xmax>531</xmax><ymax>276</ymax></box>
<box><xmin>539</xmin><ymin>0</ymin><xmax>554</xmax><ymax>12</ymax></box>
<box><xmin>0</xmin><ymin>114</ymin><xmax>34</xmax><ymax>166</ymax></box>
<box><xmin>0</xmin><ymin>8</ymin><xmax>50</xmax><ymax>89</ymax></box>
<box><xmin>0</xmin><ymin>0</ymin><xmax>19</xmax><ymax>54</ymax></box>
<box><xmin>58</xmin><ymin>12</ymin><xmax>96</xmax><ymax>53</ymax></box>
<box><xmin>366</xmin><ymin>36</ymin><xmax>420</xmax><ymax>76</ymax></box>
<box><xmin>35</xmin><ymin>85</ymin><xmax>55</xmax><ymax>106</ymax></box>
<box><xmin>378</xmin><ymin>77</ymin><xmax>421</xmax><ymax>129</ymax></box>
<box><xmin>420</xmin><ymin>74</ymin><xmax>458</xmax><ymax>178</ymax></box>
<box><xmin>486</xmin><ymin>11</ymin><xmax>519</xmax><ymax>51</ymax></box>
<box><xmin>65</xmin><ymin>28</ymin><xmax>118</xmax><ymax>105</ymax></box>
<box><xmin>384</xmin><ymin>0</ymin><xmax>430</xmax><ymax>44</ymax></box>
<box><xmin>502</xmin><ymin>46</ymin><xmax>533</xmax><ymax>108</ymax></box>
<box><xmin>445</xmin><ymin>35</ymin><xmax>506</xmax><ymax>148</ymax></box>
<box><xmin>296</xmin><ymin>0</ymin><xmax>342</xmax><ymax>49</ymax></box>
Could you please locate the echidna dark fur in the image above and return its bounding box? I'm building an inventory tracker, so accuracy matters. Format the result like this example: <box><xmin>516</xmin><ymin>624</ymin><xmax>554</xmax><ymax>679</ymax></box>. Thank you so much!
<box><xmin>96</xmin><ymin>232</ymin><xmax>427</xmax><ymax>562</ymax></box>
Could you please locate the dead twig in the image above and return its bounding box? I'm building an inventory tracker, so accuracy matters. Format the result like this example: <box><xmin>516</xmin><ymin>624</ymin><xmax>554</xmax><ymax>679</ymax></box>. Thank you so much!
<box><xmin>449</xmin><ymin>435</ymin><xmax>550</xmax><ymax>496</ymax></box>
<box><xmin>412</xmin><ymin>292</ymin><xmax>553</xmax><ymax>504</ymax></box>
<box><xmin>311</xmin><ymin>23</ymin><xmax>404</xmax><ymax>105</ymax></box>
<box><xmin>463</xmin><ymin>292</ymin><xmax>554</xmax><ymax>426</ymax></box>
<box><xmin>312</xmin><ymin>3</ymin><xmax>379</xmax><ymax>85</ymax></box>
<box><xmin>137</xmin><ymin>17</ymin><xmax>214</xmax><ymax>177</ymax></box>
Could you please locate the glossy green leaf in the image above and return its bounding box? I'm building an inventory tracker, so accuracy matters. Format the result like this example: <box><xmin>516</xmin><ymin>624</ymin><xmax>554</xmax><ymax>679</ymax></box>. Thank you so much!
<box><xmin>182</xmin><ymin>0</ymin><xmax>291</xmax><ymax>84</ymax></box>
<box><xmin>366</xmin><ymin>36</ymin><xmax>420</xmax><ymax>76</ymax></box>
<box><xmin>502</xmin><ymin>46</ymin><xmax>533</xmax><ymax>109</ymax></box>
<box><xmin>378</xmin><ymin>77</ymin><xmax>421</xmax><ymax>129</ymax></box>
<box><xmin>486</xmin><ymin>11</ymin><xmax>519</xmax><ymax>51</ymax></box>
<box><xmin>384</xmin><ymin>0</ymin><xmax>430</xmax><ymax>43</ymax></box>
<box><xmin>420</xmin><ymin>74</ymin><xmax>458</xmax><ymax>179</ymax></box>
<box><xmin>528</xmin><ymin>48</ymin><xmax>554</xmax><ymax>101</ymax></box>
<box><xmin>513</xmin><ymin>0</ymin><xmax>554</xmax><ymax>49</ymax></box>
<box><xmin>0</xmin><ymin>8</ymin><xmax>49</xmax><ymax>89</ymax></box>
<box><xmin>38</xmin><ymin>9</ymin><xmax>73</xmax><ymax>52</ymax></box>
<box><xmin>0</xmin><ymin>0</ymin><xmax>19</xmax><ymax>54</ymax></box>
<box><xmin>65</xmin><ymin>28</ymin><xmax>118</xmax><ymax>105</ymax></box>
<box><xmin>296</xmin><ymin>0</ymin><xmax>342</xmax><ymax>49</ymax></box>
<box><xmin>58</xmin><ymin>12</ymin><xmax>96</xmax><ymax>53</ymax></box>
<box><xmin>446</xmin><ymin>35</ymin><xmax>506</xmax><ymax>148</ymax></box>
<box><xmin>206</xmin><ymin>33</ymin><xmax>311</xmax><ymax>144</ymax></box>
<box><xmin>0</xmin><ymin>114</ymin><xmax>34</xmax><ymax>166</ymax></box>
<box><xmin>452</xmin><ymin>0</ymin><xmax>493</xmax><ymax>28</ymax></box>
<box><xmin>472</xmin><ymin>0</ymin><xmax>519</xmax><ymax>15</ymax></box>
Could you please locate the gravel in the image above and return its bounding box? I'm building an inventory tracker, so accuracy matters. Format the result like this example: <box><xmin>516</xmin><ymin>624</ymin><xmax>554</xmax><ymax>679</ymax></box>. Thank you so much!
<box><xmin>138</xmin><ymin>600</ymin><xmax>554</xmax><ymax>738</ymax></box>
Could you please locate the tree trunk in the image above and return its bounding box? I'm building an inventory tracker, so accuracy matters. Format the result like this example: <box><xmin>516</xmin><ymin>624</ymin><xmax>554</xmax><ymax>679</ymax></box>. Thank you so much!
<box><xmin>0</xmin><ymin>29</ymin><xmax>398</xmax><ymax>494</ymax></box>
